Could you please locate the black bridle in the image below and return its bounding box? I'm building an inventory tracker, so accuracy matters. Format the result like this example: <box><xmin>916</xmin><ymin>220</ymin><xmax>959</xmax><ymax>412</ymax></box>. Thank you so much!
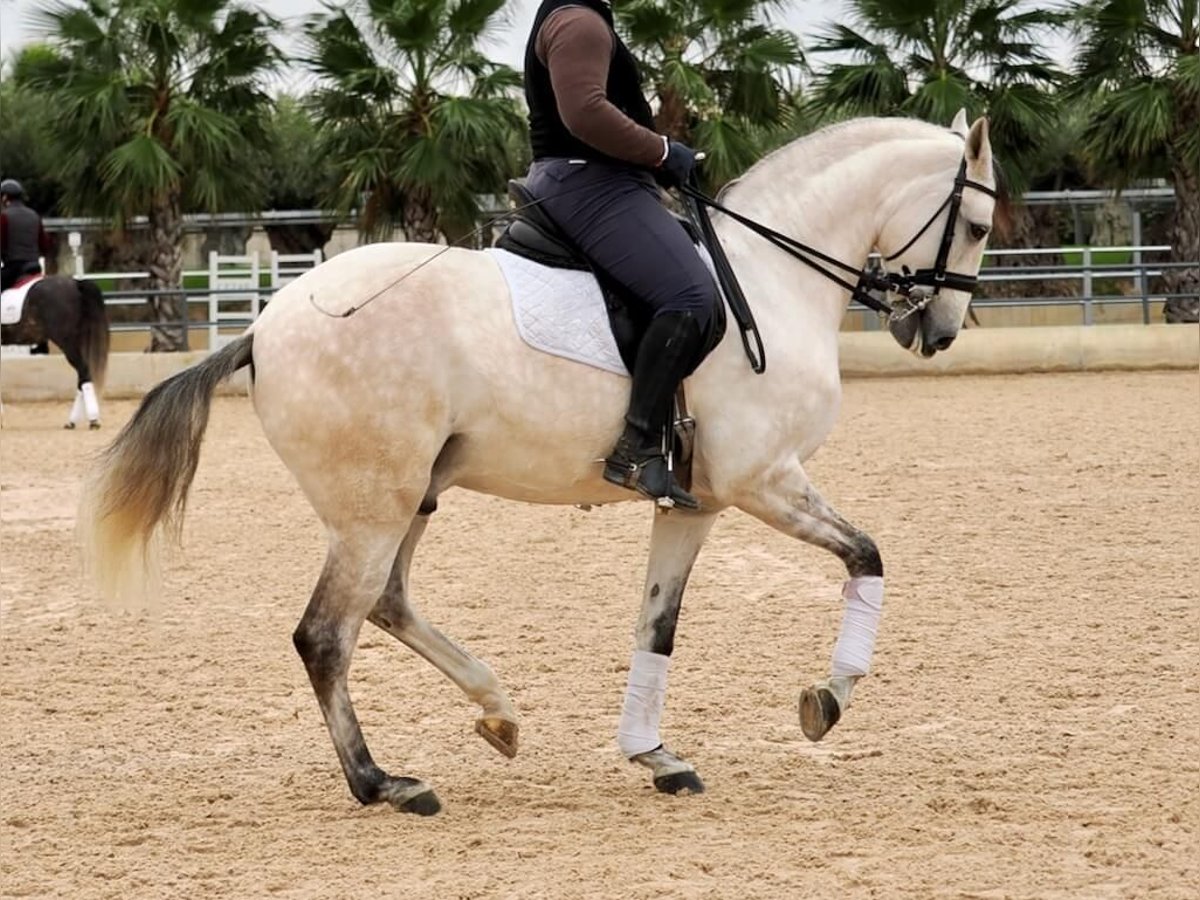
<box><xmin>680</xmin><ymin>157</ymin><xmax>998</xmax><ymax>323</ymax></box>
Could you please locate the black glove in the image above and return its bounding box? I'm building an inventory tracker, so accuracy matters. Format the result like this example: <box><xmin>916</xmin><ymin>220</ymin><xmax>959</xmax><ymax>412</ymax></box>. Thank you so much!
<box><xmin>658</xmin><ymin>139</ymin><xmax>699</xmax><ymax>188</ymax></box>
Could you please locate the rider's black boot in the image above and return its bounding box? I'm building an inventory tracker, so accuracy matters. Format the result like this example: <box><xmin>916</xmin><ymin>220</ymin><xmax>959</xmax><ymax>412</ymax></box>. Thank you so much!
<box><xmin>603</xmin><ymin>311</ymin><xmax>705</xmax><ymax>509</ymax></box>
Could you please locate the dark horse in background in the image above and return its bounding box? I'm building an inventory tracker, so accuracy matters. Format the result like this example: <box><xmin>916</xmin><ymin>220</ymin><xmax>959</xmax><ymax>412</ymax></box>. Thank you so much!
<box><xmin>1</xmin><ymin>275</ymin><xmax>110</xmax><ymax>428</ymax></box>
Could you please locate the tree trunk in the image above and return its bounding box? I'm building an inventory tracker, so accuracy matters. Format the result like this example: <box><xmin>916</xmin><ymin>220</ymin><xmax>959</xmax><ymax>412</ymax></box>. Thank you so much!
<box><xmin>654</xmin><ymin>84</ymin><xmax>691</xmax><ymax>142</ymax></box>
<box><xmin>982</xmin><ymin>202</ymin><xmax>1075</xmax><ymax>300</ymax></box>
<box><xmin>199</xmin><ymin>225</ymin><xmax>252</xmax><ymax>261</ymax></box>
<box><xmin>1163</xmin><ymin>153</ymin><xmax>1200</xmax><ymax>323</ymax></box>
<box><xmin>402</xmin><ymin>189</ymin><xmax>439</xmax><ymax>244</ymax></box>
<box><xmin>265</xmin><ymin>223</ymin><xmax>334</xmax><ymax>256</ymax></box>
<box><xmin>146</xmin><ymin>188</ymin><xmax>186</xmax><ymax>351</ymax></box>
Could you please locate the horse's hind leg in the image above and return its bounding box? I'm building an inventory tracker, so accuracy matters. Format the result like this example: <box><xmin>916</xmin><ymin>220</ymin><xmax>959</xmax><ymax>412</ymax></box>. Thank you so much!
<box><xmin>737</xmin><ymin>461</ymin><xmax>885</xmax><ymax>743</ymax></box>
<box><xmin>293</xmin><ymin>520</ymin><xmax>441</xmax><ymax>815</ymax></box>
<box><xmin>367</xmin><ymin>514</ymin><xmax>520</xmax><ymax>758</ymax></box>
<box><xmin>56</xmin><ymin>341</ymin><xmax>100</xmax><ymax>429</ymax></box>
<box><xmin>620</xmin><ymin>510</ymin><xmax>717</xmax><ymax>795</ymax></box>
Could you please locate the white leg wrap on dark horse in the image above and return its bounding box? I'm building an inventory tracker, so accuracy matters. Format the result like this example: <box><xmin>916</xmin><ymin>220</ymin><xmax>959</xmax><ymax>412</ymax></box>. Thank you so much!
<box><xmin>81</xmin><ymin>381</ymin><xmax>100</xmax><ymax>421</ymax></box>
<box><xmin>617</xmin><ymin>650</ymin><xmax>670</xmax><ymax>758</ymax></box>
<box><xmin>67</xmin><ymin>390</ymin><xmax>85</xmax><ymax>426</ymax></box>
<box><xmin>831</xmin><ymin>576</ymin><xmax>884</xmax><ymax>677</ymax></box>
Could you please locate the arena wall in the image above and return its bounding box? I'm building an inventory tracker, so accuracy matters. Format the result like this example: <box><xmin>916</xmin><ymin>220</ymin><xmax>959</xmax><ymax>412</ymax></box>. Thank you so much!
<box><xmin>1</xmin><ymin>324</ymin><xmax>1196</xmax><ymax>401</ymax></box>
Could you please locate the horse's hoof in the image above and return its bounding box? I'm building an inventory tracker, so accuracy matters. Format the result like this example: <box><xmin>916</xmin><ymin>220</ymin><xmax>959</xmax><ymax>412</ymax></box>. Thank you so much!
<box><xmin>396</xmin><ymin>789</ymin><xmax>441</xmax><ymax>816</ymax></box>
<box><xmin>653</xmin><ymin>769</ymin><xmax>705</xmax><ymax>795</ymax></box>
<box><xmin>382</xmin><ymin>778</ymin><xmax>441</xmax><ymax>816</ymax></box>
<box><xmin>64</xmin><ymin>422</ymin><xmax>76</xmax><ymax>430</ymax></box>
<box><xmin>799</xmin><ymin>684</ymin><xmax>842</xmax><ymax>742</ymax></box>
<box><xmin>475</xmin><ymin>715</ymin><xmax>519</xmax><ymax>759</ymax></box>
<box><xmin>88</xmin><ymin>421</ymin><xmax>101</xmax><ymax>430</ymax></box>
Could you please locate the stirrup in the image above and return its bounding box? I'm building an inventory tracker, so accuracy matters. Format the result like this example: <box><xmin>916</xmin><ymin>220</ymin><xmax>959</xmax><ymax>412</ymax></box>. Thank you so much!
<box><xmin>602</xmin><ymin>454</ymin><xmax>701</xmax><ymax>511</ymax></box>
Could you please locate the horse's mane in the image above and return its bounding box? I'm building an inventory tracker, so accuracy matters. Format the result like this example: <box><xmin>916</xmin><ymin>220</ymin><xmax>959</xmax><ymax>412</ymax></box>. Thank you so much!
<box><xmin>720</xmin><ymin>118</ymin><xmax>955</xmax><ymax>201</ymax></box>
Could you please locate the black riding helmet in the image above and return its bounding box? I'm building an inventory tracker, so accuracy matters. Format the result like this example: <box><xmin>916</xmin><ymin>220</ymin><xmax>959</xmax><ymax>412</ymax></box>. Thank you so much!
<box><xmin>0</xmin><ymin>179</ymin><xmax>25</xmax><ymax>198</ymax></box>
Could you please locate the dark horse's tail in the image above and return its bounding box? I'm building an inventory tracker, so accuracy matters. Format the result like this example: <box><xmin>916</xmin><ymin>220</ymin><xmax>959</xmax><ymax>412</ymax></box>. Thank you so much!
<box><xmin>79</xmin><ymin>334</ymin><xmax>254</xmax><ymax>605</ymax></box>
<box><xmin>75</xmin><ymin>279</ymin><xmax>110</xmax><ymax>389</ymax></box>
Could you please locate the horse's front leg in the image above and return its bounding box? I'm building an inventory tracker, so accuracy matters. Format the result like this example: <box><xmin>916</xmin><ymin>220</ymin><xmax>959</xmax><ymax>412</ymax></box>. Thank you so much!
<box><xmin>737</xmin><ymin>460</ymin><xmax>884</xmax><ymax>742</ymax></box>
<box><xmin>620</xmin><ymin>509</ymin><xmax>716</xmax><ymax>795</ymax></box>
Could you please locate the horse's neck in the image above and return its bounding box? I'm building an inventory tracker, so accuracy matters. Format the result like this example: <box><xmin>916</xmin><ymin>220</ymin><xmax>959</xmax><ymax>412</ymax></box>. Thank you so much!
<box><xmin>712</xmin><ymin>142</ymin><xmax>896</xmax><ymax>334</ymax></box>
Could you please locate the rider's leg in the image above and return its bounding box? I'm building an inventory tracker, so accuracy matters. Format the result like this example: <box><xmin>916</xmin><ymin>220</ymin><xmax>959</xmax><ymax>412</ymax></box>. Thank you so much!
<box><xmin>602</xmin><ymin>310</ymin><xmax>705</xmax><ymax>508</ymax></box>
<box><xmin>527</xmin><ymin>160</ymin><xmax>719</xmax><ymax>507</ymax></box>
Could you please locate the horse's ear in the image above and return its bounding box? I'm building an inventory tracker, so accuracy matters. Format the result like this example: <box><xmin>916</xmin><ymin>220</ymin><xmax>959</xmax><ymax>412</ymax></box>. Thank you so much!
<box><xmin>965</xmin><ymin>117</ymin><xmax>992</xmax><ymax>174</ymax></box>
<box><xmin>950</xmin><ymin>109</ymin><xmax>969</xmax><ymax>138</ymax></box>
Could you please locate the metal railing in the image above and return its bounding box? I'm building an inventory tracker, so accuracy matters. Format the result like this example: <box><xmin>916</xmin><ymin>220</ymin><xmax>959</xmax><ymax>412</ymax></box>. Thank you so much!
<box><xmin>18</xmin><ymin>242</ymin><xmax>1196</xmax><ymax>348</ymax></box>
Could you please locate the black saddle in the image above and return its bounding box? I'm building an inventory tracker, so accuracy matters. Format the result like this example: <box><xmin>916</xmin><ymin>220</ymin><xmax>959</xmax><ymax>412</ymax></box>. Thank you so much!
<box><xmin>496</xmin><ymin>181</ymin><xmax>592</xmax><ymax>272</ymax></box>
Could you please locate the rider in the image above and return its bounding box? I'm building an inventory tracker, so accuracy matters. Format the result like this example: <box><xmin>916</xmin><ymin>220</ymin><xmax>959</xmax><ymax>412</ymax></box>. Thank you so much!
<box><xmin>0</xmin><ymin>179</ymin><xmax>51</xmax><ymax>292</ymax></box>
<box><xmin>523</xmin><ymin>0</ymin><xmax>719</xmax><ymax>510</ymax></box>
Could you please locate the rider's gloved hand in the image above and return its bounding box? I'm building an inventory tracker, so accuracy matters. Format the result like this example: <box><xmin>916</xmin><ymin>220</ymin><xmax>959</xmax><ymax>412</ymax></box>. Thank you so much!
<box><xmin>657</xmin><ymin>139</ymin><xmax>700</xmax><ymax>188</ymax></box>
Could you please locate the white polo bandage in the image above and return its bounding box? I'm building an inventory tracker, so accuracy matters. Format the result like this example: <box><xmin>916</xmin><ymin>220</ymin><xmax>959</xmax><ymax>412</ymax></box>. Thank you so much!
<box><xmin>67</xmin><ymin>390</ymin><xmax>85</xmax><ymax>426</ymax></box>
<box><xmin>617</xmin><ymin>650</ymin><xmax>670</xmax><ymax>758</ymax></box>
<box><xmin>81</xmin><ymin>381</ymin><xmax>100</xmax><ymax>421</ymax></box>
<box><xmin>831</xmin><ymin>576</ymin><xmax>884</xmax><ymax>677</ymax></box>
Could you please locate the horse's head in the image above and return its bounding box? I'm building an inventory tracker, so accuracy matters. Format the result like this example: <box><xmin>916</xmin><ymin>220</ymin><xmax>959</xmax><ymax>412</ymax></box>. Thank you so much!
<box><xmin>878</xmin><ymin>111</ymin><xmax>999</xmax><ymax>357</ymax></box>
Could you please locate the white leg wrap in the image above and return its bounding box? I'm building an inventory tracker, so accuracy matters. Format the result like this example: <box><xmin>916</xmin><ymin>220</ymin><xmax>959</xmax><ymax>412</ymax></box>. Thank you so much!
<box><xmin>67</xmin><ymin>390</ymin><xmax>85</xmax><ymax>426</ymax></box>
<box><xmin>831</xmin><ymin>576</ymin><xmax>884</xmax><ymax>677</ymax></box>
<box><xmin>81</xmin><ymin>381</ymin><xmax>100</xmax><ymax>421</ymax></box>
<box><xmin>617</xmin><ymin>650</ymin><xmax>670</xmax><ymax>758</ymax></box>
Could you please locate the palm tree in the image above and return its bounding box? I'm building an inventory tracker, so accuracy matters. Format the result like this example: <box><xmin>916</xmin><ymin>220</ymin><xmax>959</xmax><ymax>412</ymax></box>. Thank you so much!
<box><xmin>615</xmin><ymin>0</ymin><xmax>805</xmax><ymax>188</ymax></box>
<box><xmin>1070</xmin><ymin>0</ymin><xmax>1199</xmax><ymax>323</ymax></box>
<box><xmin>806</xmin><ymin>0</ymin><xmax>1068</xmax><ymax>195</ymax></box>
<box><xmin>25</xmin><ymin>0</ymin><xmax>280</xmax><ymax>350</ymax></box>
<box><xmin>304</xmin><ymin>0</ymin><xmax>527</xmax><ymax>244</ymax></box>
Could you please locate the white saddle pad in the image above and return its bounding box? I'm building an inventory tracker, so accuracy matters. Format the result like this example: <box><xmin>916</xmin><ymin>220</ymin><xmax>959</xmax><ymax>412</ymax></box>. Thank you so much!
<box><xmin>487</xmin><ymin>246</ymin><xmax>718</xmax><ymax>377</ymax></box>
<box><xmin>0</xmin><ymin>275</ymin><xmax>42</xmax><ymax>326</ymax></box>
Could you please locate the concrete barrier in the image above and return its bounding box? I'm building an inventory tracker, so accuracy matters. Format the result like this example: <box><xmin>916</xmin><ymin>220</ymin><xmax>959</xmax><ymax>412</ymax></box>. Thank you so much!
<box><xmin>0</xmin><ymin>350</ymin><xmax>249</xmax><ymax>401</ymax></box>
<box><xmin>1</xmin><ymin>324</ymin><xmax>1195</xmax><ymax>401</ymax></box>
<box><xmin>838</xmin><ymin>324</ymin><xmax>1197</xmax><ymax>377</ymax></box>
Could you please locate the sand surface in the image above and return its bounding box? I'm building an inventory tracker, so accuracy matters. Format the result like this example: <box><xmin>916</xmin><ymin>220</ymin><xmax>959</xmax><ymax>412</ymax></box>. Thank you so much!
<box><xmin>1</xmin><ymin>371</ymin><xmax>1197</xmax><ymax>899</ymax></box>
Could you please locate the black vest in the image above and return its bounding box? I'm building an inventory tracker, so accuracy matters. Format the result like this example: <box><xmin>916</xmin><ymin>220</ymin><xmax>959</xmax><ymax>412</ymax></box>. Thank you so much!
<box><xmin>2</xmin><ymin>201</ymin><xmax>41</xmax><ymax>264</ymax></box>
<box><xmin>524</xmin><ymin>0</ymin><xmax>656</xmax><ymax>163</ymax></box>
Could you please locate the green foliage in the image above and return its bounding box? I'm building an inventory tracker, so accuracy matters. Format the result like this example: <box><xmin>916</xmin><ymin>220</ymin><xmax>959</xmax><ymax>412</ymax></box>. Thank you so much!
<box><xmin>615</xmin><ymin>0</ymin><xmax>805</xmax><ymax>189</ymax></box>
<box><xmin>258</xmin><ymin>96</ymin><xmax>338</xmax><ymax>210</ymax></box>
<box><xmin>808</xmin><ymin>0</ymin><xmax>1070</xmax><ymax>194</ymax></box>
<box><xmin>22</xmin><ymin>0</ymin><xmax>281</xmax><ymax>221</ymax></box>
<box><xmin>1071</xmin><ymin>0</ymin><xmax>1199</xmax><ymax>186</ymax></box>
<box><xmin>0</xmin><ymin>56</ymin><xmax>64</xmax><ymax>214</ymax></box>
<box><xmin>304</xmin><ymin>0</ymin><xmax>527</xmax><ymax>241</ymax></box>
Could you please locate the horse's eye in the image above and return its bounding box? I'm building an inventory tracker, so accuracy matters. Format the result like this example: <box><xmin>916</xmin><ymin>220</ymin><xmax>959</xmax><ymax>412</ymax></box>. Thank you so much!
<box><xmin>969</xmin><ymin>223</ymin><xmax>990</xmax><ymax>241</ymax></box>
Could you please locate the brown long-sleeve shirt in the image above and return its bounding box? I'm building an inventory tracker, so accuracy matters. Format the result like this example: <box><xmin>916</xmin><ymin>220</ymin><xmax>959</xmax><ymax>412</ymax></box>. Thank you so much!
<box><xmin>536</xmin><ymin>7</ymin><xmax>666</xmax><ymax>167</ymax></box>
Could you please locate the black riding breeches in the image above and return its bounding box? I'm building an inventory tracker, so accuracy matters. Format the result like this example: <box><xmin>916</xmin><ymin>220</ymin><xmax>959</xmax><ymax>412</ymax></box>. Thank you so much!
<box><xmin>525</xmin><ymin>158</ymin><xmax>719</xmax><ymax>333</ymax></box>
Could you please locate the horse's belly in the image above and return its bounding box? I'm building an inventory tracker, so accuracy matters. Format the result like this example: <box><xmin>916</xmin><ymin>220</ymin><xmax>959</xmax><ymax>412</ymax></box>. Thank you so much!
<box><xmin>448</xmin><ymin>431</ymin><xmax>632</xmax><ymax>506</ymax></box>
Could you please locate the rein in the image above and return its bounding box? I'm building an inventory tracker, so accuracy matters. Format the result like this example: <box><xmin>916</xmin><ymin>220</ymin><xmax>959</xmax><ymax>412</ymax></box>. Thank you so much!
<box><xmin>678</xmin><ymin>158</ymin><xmax>998</xmax><ymax>327</ymax></box>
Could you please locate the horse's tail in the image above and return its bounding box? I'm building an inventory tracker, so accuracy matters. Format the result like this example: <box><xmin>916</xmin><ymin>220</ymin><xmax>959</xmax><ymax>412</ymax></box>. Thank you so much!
<box><xmin>75</xmin><ymin>278</ymin><xmax>110</xmax><ymax>389</ymax></box>
<box><xmin>79</xmin><ymin>333</ymin><xmax>254</xmax><ymax>606</ymax></box>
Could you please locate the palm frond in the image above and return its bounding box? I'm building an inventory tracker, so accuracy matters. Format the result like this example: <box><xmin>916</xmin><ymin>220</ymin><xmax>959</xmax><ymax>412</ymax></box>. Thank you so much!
<box><xmin>99</xmin><ymin>134</ymin><xmax>183</xmax><ymax>208</ymax></box>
